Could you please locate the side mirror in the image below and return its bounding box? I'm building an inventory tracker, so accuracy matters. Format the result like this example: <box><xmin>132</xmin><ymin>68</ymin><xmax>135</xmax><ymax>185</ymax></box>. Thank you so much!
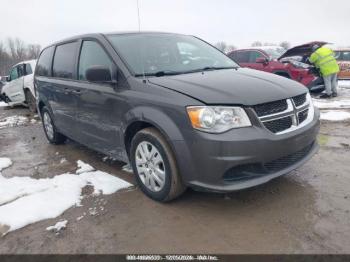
<box><xmin>6</xmin><ymin>76</ymin><xmax>10</xmax><ymax>82</ymax></box>
<box><xmin>256</xmin><ymin>57</ymin><xmax>268</xmax><ymax>64</ymax></box>
<box><xmin>85</xmin><ymin>66</ymin><xmax>115</xmax><ymax>84</ymax></box>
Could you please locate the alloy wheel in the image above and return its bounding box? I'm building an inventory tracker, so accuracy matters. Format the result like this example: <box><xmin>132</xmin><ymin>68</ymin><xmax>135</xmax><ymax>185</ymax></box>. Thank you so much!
<box><xmin>135</xmin><ymin>141</ymin><xmax>166</xmax><ymax>192</ymax></box>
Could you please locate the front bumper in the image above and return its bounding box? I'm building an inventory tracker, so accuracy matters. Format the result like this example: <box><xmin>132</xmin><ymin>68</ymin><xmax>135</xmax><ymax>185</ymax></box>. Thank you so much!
<box><xmin>172</xmin><ymin>108</ymin><xmax>320</xmax><ymax>193</ymax></box>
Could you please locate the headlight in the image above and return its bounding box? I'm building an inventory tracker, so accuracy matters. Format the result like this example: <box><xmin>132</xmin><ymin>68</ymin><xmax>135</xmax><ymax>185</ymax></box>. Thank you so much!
<box><xmin>186</xmin><ymin>106</ymin><xmax>251</xmax><ymax>133</ymax></box>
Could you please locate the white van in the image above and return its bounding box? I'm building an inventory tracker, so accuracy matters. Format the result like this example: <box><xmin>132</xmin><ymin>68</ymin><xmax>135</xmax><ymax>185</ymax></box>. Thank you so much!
<box><xmin>0</xmin><ymin>60</ymin><xmax>37</xmax><ymax>112</ymax></box>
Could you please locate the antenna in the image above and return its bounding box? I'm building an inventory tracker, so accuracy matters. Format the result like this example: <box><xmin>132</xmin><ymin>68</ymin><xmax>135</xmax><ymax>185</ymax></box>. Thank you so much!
<box><xmin>136</xmin><ymin>0</ymin><xmax>146</xmax><ymax>81</ymax></box>
<box><xmin>137</xmin><ymin>0</ymin><xmax>141</xmax><ymax>32</ymax></box>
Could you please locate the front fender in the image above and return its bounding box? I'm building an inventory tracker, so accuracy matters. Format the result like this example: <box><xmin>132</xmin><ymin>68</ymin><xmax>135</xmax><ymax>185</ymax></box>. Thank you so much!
<box><xmin>121</xmin><ymin>105</ymin><xmax>197</xmax><ymax>184</ymax></box>
<box><xmin>122</xmin><ymin>106</ymin><xmax>185</xmax><ymax>142</ymax></box>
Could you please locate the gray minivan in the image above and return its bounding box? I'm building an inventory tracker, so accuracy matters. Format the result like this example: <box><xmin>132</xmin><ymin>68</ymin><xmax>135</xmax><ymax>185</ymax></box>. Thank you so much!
<box><xmin>34</xmin><ymin>32</ymin><xmax>320</xmax><ymax>202</ymax></box>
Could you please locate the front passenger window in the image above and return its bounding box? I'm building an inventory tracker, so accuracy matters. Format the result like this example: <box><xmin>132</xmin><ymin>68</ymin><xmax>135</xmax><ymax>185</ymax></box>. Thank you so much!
<box><xmin>78</xmin><ymin>41</ymin><xmax>113</xmax><ymax>81</ymax></box>
<box><xmin>9</xmin><ymin>67</ymin><xmax>19</xmax><ymax>81</ymax></box>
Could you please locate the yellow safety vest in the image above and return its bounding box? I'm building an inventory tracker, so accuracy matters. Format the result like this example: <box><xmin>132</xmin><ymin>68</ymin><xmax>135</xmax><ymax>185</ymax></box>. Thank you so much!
<box><xmin>309</xmin><ymin>47</ymin><xmax>340</xmax><ymax>77</ymax></box>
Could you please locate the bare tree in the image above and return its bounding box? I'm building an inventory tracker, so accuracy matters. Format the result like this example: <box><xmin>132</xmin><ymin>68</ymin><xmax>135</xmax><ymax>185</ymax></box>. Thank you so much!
<box><xmin>251</xmin><ymin>41</ymin><xmax>263</xmax><ymax>47</ymax></box>
<box><xmin>279</xmin><ymin>41</ymin><xmax>291</xmax><ymax>50</ymax></box>
<box><xmin>27</xmin><ymin>44</ymin><xmax>41</xmax><ymax>59</ymax></box>
<box><xmin>0</xmin><ymin>38</ymin><xmax>41</xmax><ymax>75</ymax></box>
<box><xmin>7</xmin><ymin>38</ymin><xmax>27</xmax><ymax>62</ymax></box>
<box><xmin>215</xmin><ymin>41</ymin><xmax>228</xmax><ymax>52</ymax></box>
<box><xmin>0</xmin><ymin>41</ymin><xmax>11</xmax><ymax>76</ymax></box>
<box><xmin>226</xmin><ymin>45</ymin><xmax>237</xmax><ymax>53</ymax></box>
<box><xmin>263</xmin><ymin>42</ymin><xmax>277</xmax><ymax>46</ymax></box>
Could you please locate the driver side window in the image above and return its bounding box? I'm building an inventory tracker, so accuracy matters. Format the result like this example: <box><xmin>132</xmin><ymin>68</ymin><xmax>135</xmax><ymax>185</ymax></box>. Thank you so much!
<box><xmin>249</xmin><ymin>51</ymin><xmax>264</xmax><ymax>63</ymax></box>
<box><xmin>78</xmin><ymin>41</ymin><xmax>113</xmax><ymax>81</ymax></box>
<box><xmin>9</xmin><ymin>66</ymin><xmax>19</xmax><ymax>81</ymax></box>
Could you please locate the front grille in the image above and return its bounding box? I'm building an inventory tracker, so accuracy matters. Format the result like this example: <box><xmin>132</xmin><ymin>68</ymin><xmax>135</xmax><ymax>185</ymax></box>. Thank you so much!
<box><xmin>298</xmin><ymin>109</ymin><xmax>309</xmax><ymax>124</ymax></box>
<box><xmin>253</xmin><ymin>99</ymin><xmax>287</xmax><ymax>117</ymax></box>
<box><xmin>264</xmin><ymin>143</ymin><xmax>314</xmax><ymax>173</ymax></box>
<box><xmin>292</xmin><ymin>93</ymin><xmax>307</xmax><ymax>107</ymax></box>
<box><xmin>263</xmin><ymin>116</ymin><xmax>292</xmax><ymax>133</ymax></box>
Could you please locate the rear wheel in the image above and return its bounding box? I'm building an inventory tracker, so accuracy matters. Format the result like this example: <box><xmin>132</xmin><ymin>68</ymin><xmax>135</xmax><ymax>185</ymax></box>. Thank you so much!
<box><xmin>41</xmin><ymin>106</ymin><xmax>66</xmax><ymax>144</ymax></box>
<box><xmin>24</xmin><ymin>89</ymin><xmax>37</xmax><ymax>113</ymax></box>
<box><xmin>130</xmin><ymin>127</ymin><xmax>186</xmax><ymax>202</ymax></box>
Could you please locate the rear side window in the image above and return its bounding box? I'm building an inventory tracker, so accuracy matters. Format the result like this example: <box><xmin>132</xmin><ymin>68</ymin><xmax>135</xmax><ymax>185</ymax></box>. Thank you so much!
<box><xmin>36</xmin><ymin>46</ymin><xmax>54</xmax><ymax>77</ymax></box>
<box><xmin>78</xmin><ymin>41</ymin><xmax>113</xmax><ymax>81</ymax></box>
<box><xmin>53</xmin><ymin>42</ymin><xmax>78</xmax><ymax>79</ymax></box>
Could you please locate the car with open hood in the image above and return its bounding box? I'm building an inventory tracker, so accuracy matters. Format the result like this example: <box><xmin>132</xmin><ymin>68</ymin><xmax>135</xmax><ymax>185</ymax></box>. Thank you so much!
<box><xmin>228</xmin><ymin>42</ymin><xmax>328</xmax><ymax>92</ymax></box>
<box><xmin>35</xmin><ymin>32</ymin><xmax>320</xmax><ymax>202</ymax></box>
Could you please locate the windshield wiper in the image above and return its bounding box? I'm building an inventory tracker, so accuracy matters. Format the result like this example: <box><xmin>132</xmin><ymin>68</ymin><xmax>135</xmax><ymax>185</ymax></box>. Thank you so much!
<box><xmin>135</xmin><ymin>70</ymin><xmax>183</xmax><ymax>77</ymax></box>
<box><xmin>185</xmin><ymin>66</ymin><xmax>238</xmax><ymax>74</ymax></box>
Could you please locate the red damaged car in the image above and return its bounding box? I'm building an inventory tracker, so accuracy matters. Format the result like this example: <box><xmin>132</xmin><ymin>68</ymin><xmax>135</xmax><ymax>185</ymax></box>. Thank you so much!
<box><xmin>227</xmin><ymin>42</ymin><xmax>327</xmax><ymax>92</ymax></box>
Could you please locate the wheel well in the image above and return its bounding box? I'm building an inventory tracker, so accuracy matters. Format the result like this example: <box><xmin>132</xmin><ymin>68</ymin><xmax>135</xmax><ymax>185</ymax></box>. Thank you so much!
<box><xmin>124</xmin><ymin>121</ymin><xmax>155</xmax><ymax>157</ymax></box>
<box><xmin>274</xmin><ymin>71</ymin><xmax>291</xmax><ymax>78</ymax></box>
<box><xmin>38</xmin><ymin>101</ymin><xmax>46</xmax><ymax>114</ymax></box>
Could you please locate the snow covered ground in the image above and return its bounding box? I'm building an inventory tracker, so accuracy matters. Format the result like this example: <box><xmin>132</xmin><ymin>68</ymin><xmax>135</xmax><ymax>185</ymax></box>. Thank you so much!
<box><xmin>0</xmin><ymin>159</ymin><xmax>132</xmax><ymax>236</ymax></box>
<box><xmin>320</xmin><ymin>111</ymin><xmax>350</xmax><ymax>121</ymax></box>
<box><xmin>339</xmin><ymin>80</ymin><xmax>350</xmax><ymax>88</ymax></box>
<box><xmin>0</xmin><ymin>102</ymin><xmax>8</xmax><ymax>107</ymax></box>
<box><xmin>313</xmin><ymin>82</ymin><xmax>350</xmax><ymax>121</ymax></box>
<box><xmin>0</xmin><ymin>115</ymin><xmax>28</xmax><ymax>129</ymax></box>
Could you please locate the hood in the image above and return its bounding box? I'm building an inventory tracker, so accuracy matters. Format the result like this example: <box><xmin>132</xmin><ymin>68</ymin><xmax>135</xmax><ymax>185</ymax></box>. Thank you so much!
<box><xmin>148</xmin><ymin>68</ymin><xmax>307</xmax><ymax>105</ymax></box>
<box><xmin>279</xmin><ymin>41</ymin><xmax>328</xmax><ymax>60</ymax></box>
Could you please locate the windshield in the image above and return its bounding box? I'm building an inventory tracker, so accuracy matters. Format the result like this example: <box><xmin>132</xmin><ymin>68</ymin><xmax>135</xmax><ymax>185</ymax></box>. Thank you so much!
<box><xmin>263</xmin><ymin>47</ymin><xmax>286</xmax><ymax>59</ymax></box>
<box><xmin>107</xmin><ymin>33</ymin><xmax>238</xmax><ymax>76</ymax></box>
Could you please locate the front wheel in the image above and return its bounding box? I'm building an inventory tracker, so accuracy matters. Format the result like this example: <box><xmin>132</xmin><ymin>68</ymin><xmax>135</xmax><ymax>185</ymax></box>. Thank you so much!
<box><xmin>130</xmin><ymin>128</ymin><xmax>186</xmax><ymax>202</ymax></box>
<box><xmin>41</xmin><ymin>106</ymin><xmax>66</xmax><ymax>144</ymax></box>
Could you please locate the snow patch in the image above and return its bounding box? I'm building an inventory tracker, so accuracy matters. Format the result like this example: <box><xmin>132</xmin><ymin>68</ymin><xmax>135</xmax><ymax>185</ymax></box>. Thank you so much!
<box><xmin>320</xmin><ymin>111</ymin><xmax>350</xmax><ymax>121</ymax></box>
<box><xmin>0</xmin><ymin>115</ymin><xmax>28</xmax><ymax>129</ymax></box>
<box><xmin>0</xmin><ymin>160</ymin><xmax>132</xmax><ymax>236</ymax></box>
<box><xmin>46</xmin><ymin>220</ymin><xmax>67</xmax><ymax>233</ymax></box>
<box><xmin>0</xmin><ymin>158</ymin><xmax>12</xmax><ymax>171</ymax></box>
<box><xmin>339</xmin><ymin>80</ymin><xmax>350</xmax><ymax>88</ymax></box>
<box><xmin>0</xmin><ymin>102</ymin><xmax>8</xmax><ymax>107</ymax></box>
<box><xmin>76</xmin><ymin>160</ymin><xmax>95</xmax><ymax>174</ymax></box>
<box><xmin>313</xmin><ymin>99</ymin><xmax>350</xmax><ymax>109</ymax></box>
<box><xmin>60</xmin><ymin>158</ymin><xmax>67</xmax><ymax>164</ymax></box>
<box><xmin>122</xmin><ymin>164</ymin><xmax>133</xmax><ymax>173</ymax></box>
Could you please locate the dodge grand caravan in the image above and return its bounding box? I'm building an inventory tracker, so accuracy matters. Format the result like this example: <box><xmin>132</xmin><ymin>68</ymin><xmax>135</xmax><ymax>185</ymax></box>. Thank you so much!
<box><xmin>34</xmin><ymin>32</ymin><xmax>320</xmax><ymax>202</ymax></box>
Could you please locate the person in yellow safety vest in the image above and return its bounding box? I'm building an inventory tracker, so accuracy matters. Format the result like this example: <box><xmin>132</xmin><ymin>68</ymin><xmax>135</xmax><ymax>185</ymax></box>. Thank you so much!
<box><xmin>309</xmin><ymin>45</ymin><xmax>340</xmax><ymax>99</ymax></box>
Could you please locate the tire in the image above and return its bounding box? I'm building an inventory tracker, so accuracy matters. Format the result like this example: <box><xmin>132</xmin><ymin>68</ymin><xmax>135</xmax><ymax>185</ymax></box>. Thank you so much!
<box><xmin>41</xmin><ymin>106</ymin><xmax>66</xmax><ymax>144</ymax></box>
<box><xmin>24</xmin><ymin>89</ymin><xmax>37</xmax><ymax>113</ymax></box>
<box><xmin>130</xmin><ymin>127</ymin><xmax>186</xmax><ymax>202</ymax></box>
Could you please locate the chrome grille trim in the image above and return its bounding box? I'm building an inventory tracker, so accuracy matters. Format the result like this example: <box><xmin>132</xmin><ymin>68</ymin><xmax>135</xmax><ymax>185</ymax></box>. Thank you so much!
<box><xmin>254</xmin><ymin>93</ymin><xmax>314</xmax><ymax>135</ymax></box>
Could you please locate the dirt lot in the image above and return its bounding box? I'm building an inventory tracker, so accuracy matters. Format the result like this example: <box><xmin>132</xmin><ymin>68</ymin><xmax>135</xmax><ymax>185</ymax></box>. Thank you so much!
<box><xmin>0</xmin><ymin>97</ymin><xmax>350</xmax><ymax>254</ymax></box>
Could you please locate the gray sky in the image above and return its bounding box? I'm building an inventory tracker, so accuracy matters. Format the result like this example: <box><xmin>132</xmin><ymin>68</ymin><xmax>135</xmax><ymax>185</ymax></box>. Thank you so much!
<box><xmin>1</xmin><ymin>0</ymin><xmax>349</xmax><ymax>48</ymax></box>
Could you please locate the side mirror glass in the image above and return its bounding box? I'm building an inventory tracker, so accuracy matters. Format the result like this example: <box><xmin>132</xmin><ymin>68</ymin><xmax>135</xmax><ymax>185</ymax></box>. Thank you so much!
<box><xmin>85</xmin><ymin>66</ymin><xmax>114</xmax><ymax>84</ymax></box>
